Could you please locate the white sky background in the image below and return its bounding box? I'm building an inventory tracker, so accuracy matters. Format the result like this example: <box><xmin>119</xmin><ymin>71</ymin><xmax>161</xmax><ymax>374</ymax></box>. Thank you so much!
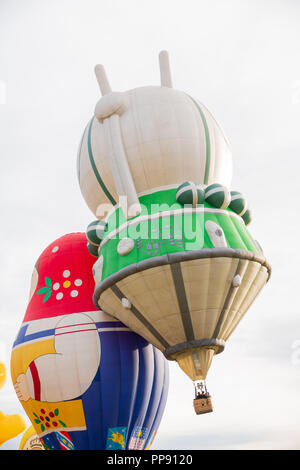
<box><xmin>0</xmin><ymin>0</ymin><xmax>300</xmax><ymax>450</ymax></box>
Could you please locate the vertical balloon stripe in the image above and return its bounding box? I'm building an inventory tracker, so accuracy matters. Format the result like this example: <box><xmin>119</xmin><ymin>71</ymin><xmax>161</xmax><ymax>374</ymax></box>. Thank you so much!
<box><xmin>127</xmin><ymin>339</ymin><xmax>155</xmax><ymax>446</ymax></box>
<box><xmin>212</xmin><ymin>260</ymin><xmax>244</xmax><ymax>338</ymax></box>
<box><xmin>87</xmin><ymin>118</ymin><xmax>117</xmax><ymax>206</ymax></box>
<box><xmin>187</xmin><ymin>95</ymin><xmax>211</xmax><ymax>184</ymax></box>
<box><xmin>81</xmin><ymin>368</ymin><xmax>103</xmax><ymax>449</ymax></box>
<box><xmin>110</xmin><ymin>284</ymin><xmax>170</xmax><ymax>349</ymax></box>
<box><xmin>99</xmin><ymin>332</ymin><xmax>121</xmax><ymax>439</ymax></box>
<box><xmin>143</xmin><ymin>347</ymin><xmax>166</xmax><ymax>446</ymax></box>
<box><xmin>141</xmin><ymin>349</ymin><xmax>161</xmax><ymax>435</ymax></box>
<box><xmin>170</xmin><ymin>263</ymin><xmax>195</xmax><ymax>341</ymax></box>
<box><xmin>29</xmin><ymin>361</ymin><xmax>41</xmax><ymax>401</ymax></box>
<box><xmin>146</xmin><ymin>353</ymin><xmax>169</xmax><ymax>449</ymax></box>
<box><xmin>117</xmin><ymin>332</ymin><xmax>139</xmax><ymax>435</ymax></box>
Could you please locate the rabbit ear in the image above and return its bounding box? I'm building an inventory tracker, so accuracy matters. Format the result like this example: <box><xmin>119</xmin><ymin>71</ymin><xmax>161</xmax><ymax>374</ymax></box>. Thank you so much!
<box><xmin>159</xmin><ymin>50</ymin><xmax>173</xmax><ymax>88</ymax></box>
<box><xmin>93</xmin><ymin>63</ymin><xmax>141</xmax><ymax>218</ymax></box>
<box><xmin>94</xmin><ymin>64</ymin><xmax>112</xmax><ymax>96</ymax></box>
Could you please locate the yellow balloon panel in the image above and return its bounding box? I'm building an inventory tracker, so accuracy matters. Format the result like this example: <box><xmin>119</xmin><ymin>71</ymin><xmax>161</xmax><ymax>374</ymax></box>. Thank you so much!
<box><xmin>19</xmin><ymin>426</ymin><xmax>44</xmax><ymax>450</ymax></box>
<box><xmin>0</xmin><ymin>412</ymin><xmax>26</xmax><ymax>447</ymax></box>
<box><xmin>0</xmin><ymin>361</ymin><xmax>6</xmax><ymax>389</ymax></box>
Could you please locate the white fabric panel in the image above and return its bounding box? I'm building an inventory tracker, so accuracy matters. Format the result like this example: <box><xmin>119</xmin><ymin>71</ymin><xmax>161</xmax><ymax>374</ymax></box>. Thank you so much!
<box><xmin>33</xmin><ymin>313</ymin><xmax>100</xmax><ymax>402</ymax></box>
<box><xmin>78</xmin><ymin>86</ymin><xmax>233</xmax><ymax>217</ymax></box>
<box><xmin>197</xmin><ymin>100</ymin><xmax>232</xmax><ymax>186</ymax></box>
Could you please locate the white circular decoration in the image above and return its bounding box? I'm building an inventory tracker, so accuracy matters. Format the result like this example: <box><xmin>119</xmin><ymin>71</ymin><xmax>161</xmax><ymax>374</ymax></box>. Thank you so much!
<box><xmin>70</xmin><ymin>290</ymin><xmax>78</xmax><ymax>297</ymax></box>
<box><xmin>117</xmin><ymin>238</ymin><xmax>135</xmax><ymax>256</ymax></box>
<box><xmin>52</xmin><ymin>246</ymin><xmax>59</xmax><ymax>253</ymax></box>
<box><xmin>205</xmin><ymin>220</ymin><xmax>227</xmax><ymax>248</ymax></box>
<box><xmin>74</xmin><ymin>279</ymin><xmax>83</xmax><ymax>286</ymax></box>
<box><xmin>122</xmin><ymin>297</ymin><xmax>131</xmax><ymax>309</ymax></box>
<box><xmin>56</xmin><ymin>292</ymin><xmax>63</xmax><ymax>300</ymax></box>
<box><xmin>232</xmin><ymin>274</ymin><xmax>242</xmax><ymax>287</ymax></box>
<box><xmin>53</xmin><ymin>283</ymin><xmax>60</xmax><ymax>291</ymax></box>
<box><xmin>63</xmin><ymin>270</ymin><xmax>71</xmax><ymax>278</ymax></box>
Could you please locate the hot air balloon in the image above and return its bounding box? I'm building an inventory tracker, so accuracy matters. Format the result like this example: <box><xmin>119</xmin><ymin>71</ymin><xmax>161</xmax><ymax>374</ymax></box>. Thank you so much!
<box><xmin>77</xmin><ymin>51</ymin><xmax>271</xmax><ymax>414</ymax></box>
<box><xmin>11</xmin><ymin>233</ymin><xmax>169</xmax><ymax>449</ymax></box>
<box><xmin>0</xmin><ymin>361</ymin><xmax>26</xmax><ymax>446</ymax></box>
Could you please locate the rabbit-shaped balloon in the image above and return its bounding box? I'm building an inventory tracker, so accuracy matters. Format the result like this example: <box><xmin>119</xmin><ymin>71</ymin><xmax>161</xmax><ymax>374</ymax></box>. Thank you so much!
<box><xmin>78</xmin><ymin>51</ymin><xmax>271</xmax><ymax>415</ymax></box>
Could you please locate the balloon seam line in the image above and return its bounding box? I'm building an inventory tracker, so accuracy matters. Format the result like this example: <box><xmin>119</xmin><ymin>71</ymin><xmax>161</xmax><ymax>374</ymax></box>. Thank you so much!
<box><xmin>170</xmin><ymin>263</ymin><xmax>195</xmax><ymax>341</ymax></box>
<box><xmin>212</xmin><ymin>259</ymin><xmax>244</xmax><ymax>338</ymax></box>
<box><xmin>87</xmin><ymin>117</ymin><xmax>117</xmax><ymax>205</ymax></box>
<box><xmin>187</xmin><ymin>95</ymin><xmax>211</xmax><ymax>185</ymax></box>
<box><xmin>94</xmin><ymin>248</ymin><xmax>271</xmax><ymax>305</ymax></box>
<box><xmin>109</xmin><ymin>284</ymin><xmax>170</xmax><ymax>349</ymax></box>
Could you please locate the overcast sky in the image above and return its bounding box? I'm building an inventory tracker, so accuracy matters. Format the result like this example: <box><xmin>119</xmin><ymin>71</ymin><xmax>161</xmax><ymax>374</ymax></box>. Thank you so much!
<box><xmin>0</xmin><ymin>0</ymin><xmax>300</xmax><ymax>450</ymax></box>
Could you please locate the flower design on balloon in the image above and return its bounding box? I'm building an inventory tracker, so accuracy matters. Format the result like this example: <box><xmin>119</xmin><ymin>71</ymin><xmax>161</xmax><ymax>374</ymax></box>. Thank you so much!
<box><xmin>36</xmin><ymin>271</ymin><xmax>83</xmax><ymax>303</ymax></box>
<box><xmin>33</xmin><ymin>408</ymin><xmax>67</xmax><ymax>433</ymax></box>
<box><xmin>36</xmin><ymin>277</ymin><xmax>52</xmax><ymax>302</ymax></box>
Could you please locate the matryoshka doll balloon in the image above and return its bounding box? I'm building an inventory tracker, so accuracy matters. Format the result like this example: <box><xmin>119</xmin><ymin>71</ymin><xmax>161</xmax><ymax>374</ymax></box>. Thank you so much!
<box><xmin>11</xmin><ymin>233</ymin><xmax>169</xmax><ymax>449</ymax></box>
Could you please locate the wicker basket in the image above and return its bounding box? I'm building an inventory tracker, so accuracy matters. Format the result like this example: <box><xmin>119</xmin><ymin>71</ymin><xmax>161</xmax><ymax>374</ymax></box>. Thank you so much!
<box><xmin>193</xmin><ymin>397</ymin><xmax>213</xmax><ymax>415</ymax></box>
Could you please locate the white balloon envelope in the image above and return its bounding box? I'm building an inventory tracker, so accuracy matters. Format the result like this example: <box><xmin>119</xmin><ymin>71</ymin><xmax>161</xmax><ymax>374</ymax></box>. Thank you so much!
<box><xmin>77</xmin><ymin>52</ymin><xmax>232</xmax><ymax>219</ymax></box>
